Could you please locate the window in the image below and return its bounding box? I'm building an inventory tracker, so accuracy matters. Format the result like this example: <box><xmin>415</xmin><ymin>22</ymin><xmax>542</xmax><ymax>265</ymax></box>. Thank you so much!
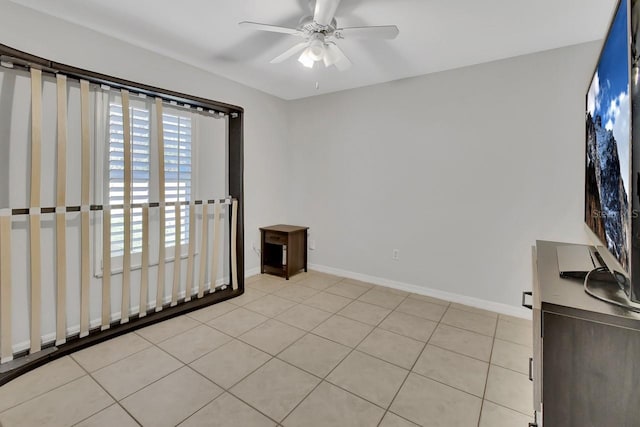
<box><xmin>107</xmin><ymin>103</ymin><xmax>192</xmax><ymax>258</ymax></box>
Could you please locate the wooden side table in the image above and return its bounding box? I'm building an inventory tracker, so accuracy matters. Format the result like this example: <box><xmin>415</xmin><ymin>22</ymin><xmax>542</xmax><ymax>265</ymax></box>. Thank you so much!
<box><xmin>260</xmin><ymin>224</ymin><xmax>309</xmax><ymax>280</ymax></box>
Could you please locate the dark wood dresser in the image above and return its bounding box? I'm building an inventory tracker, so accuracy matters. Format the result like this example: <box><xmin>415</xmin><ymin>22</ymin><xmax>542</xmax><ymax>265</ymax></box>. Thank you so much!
<box><xmin>529</xmin><ymin>241</ymin><xmax>640</xmax><ymax>427</ymax></box>
<box><xmin>260</xmin><ymin>225</ymin><xmax>309</xmax><ymax>280</ymax></box>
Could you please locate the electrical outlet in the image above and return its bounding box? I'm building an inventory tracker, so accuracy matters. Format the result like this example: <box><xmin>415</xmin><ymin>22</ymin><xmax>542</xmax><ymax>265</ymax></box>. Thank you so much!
<box><xmin>309</xmin><ymin>239</ymin><xmax>316</xmax><ymax>250</ymax></box>
<box><xmin>392</xmin><ymin>249</ymin><xmax>400</xmax><ymax>261</ymax></box>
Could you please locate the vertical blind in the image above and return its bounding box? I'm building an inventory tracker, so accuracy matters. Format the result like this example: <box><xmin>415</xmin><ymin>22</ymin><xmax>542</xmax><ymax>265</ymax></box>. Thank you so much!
<box><xmin>108</xmin><ymin>105</ymin><xmax>191</xmax><ymax>258</ymax></box>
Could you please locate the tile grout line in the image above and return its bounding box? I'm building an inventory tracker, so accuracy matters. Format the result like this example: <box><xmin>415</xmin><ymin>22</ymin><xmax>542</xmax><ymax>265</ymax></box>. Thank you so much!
<box><xmin>72</xmin><ymin>320</ymin><xmax>212</xmax><ymax>381</ymax></box>
<box><xmin>448</xmin><ymin>304</ymin><xmax>501</xmax><ymax>319</ymax></box>
<box><xmin>405</xmin><ymin>367</ymin><xmax>490</xmax><ymax>400</ymax></box>
<box><xmin>177</xmin><ymin>287</ymin><xmax>329</xmax><ymax>426</ymax></box>
<box><xmin>425</xmin><ymin>340</ymin><xmax>492</xmax><ymax>364</ymax></box>
<box><xmin>174</xmin><ymin>364</ymin><xmax>282</xmax><ymax>426</ymax></box>
<box><xmin>483</xmin><ymin>397</ymin><xmax>536</xmax><ymax>419</ymax></box>
<box><xmin>0</xmin><ymin>273</ymin><xmax>319</xmax><ymax>425</ymax></box>
<box><xmin>498</xmin><ymin>313</ymin><xmax>534</xmax><ymax>325</ymax></box>
<box><xmin>187</xmin><ymin>333</ymin><xmax>260</xmax><ymax>368</ymax></box>
<box><xmin>201</xmin><ymin>283</ymin><xmax>455</xmax><ymax>425</ymax></box>
<box><xmin>439</xmin><ymin>321</ymin><xmax>497</xmax><ymax>338</ymax></box>
<box><xmin>139</xmin><ymin>316</ymin><xmax>214</xmax><ymax>346</ymax></box>
<box><xmin>246</xmin><ymin>303</ymin><xmax>374</xmax><ymax>424</ymax></box>
<box><xmin>188</xmin><ymin>292</ymin><xmax>356</xmax><ymax>371</ymax></box>
<box><xmin>85</xmin><ymin>329</ymin><xmax>183</xmax><ymax>384</ymax></box>
<box><xmin>0</xmin><ymin>330</ymin><xmax>163</xmax><ymax>417</ymax></box>
<box><xmin>206</xmin><ymin>309</ymin><xmax>271</xmax><ymax>340</ymax></box>
<box><xmin>486</xmin><ymin>361</ymin><xmax>533</xmax><ymax>377</ymax></box>
<box><xmin>493</xmin><ymin>335</ymin><xmax>533</xmax><ymax>349</ymax></box>
<box><xmin>0</xmin><ymin>361</ymin><xmax>88</xmax><ymax>416</ymax></box>
<box><xmin>269</xmin><ymin>283</ymin><xmax>323</xmax><ymax>303</ymax></box>
<box><xmin>185</xmin><ymin>301</ymin><xmax>241</xmax><ymax>324</ymax></box>
<box><xmin>376</xmin><ymin>301</ymin><xmax>451</xmax><ymax>427</ymax></box>
<box><xmin>110</xmin><ymin>331</ymin><xmax>259</xmax><ymax>425</ymax></box>
<box><xmin>0</xmin><ymin>328</ymin><xmax>161</xmax><ymax>417</ymax></box>
<box><xmin>300</xmin><ymin>330</ymin><xmax>417</xmax><ymax>372</ymax></box>
<box><xmin>223</xmin><ymin>381</ymin><xmax>293</xmax><ymax>425</ymax></box>
<box><xmin>70</xmin><ymin>403</ymin><xmax>141</xmax><ymax>427</ymax></box>
<box><xmin>184</xmin><ymin>347</ymin><xmax>282</xmax><ymax>425</ymax></box>
<box><xmin>85</xmin><ymin>327</ymin><xmax>198</xmax><ymax>408</ymax></box>
<box><xmin>161</xmin><ymin>285</ymin><xmax>293</xmax><ymax>426</ymax></box>
<box><xmin>280</xmin><ymin>292</ymin><xmax>415</xmax><ymax>426</ymax></box>
<box><xmin>105</xmin><ymin>350</ymin><xmax>185</xmax><ymax>400</ymax></box>
<box><xmin>331</xmin><ymin>303</ymin><xmax>505</xmax><ymax>410</ymax></box>
<box><xmin>481</xmin><ymin>318</ymin><xmax>534</xmax><ymax>419</ymax></box>
<box><xmin>158</xmin><ymin>290</ymin><xmax>518</xmax><ymax>425</ymax></box>
<box><xmin>153</xmin><ymin>321</ymin><xmax>238</xmax><ymax>364</ymax></box>
<box><xmin>476</xmin><ymin>312</ymin><xmax>501</xmax><ymax>427</ymax></box>
<box><xmin>187</xmin><ymin>278</ymin><xmax>343</xmax><ymax>426</ymax></box>
<box><xmin>71</xmin><ymin>357</ymin><xmax>143</xmax><ymax>427</ymax></box>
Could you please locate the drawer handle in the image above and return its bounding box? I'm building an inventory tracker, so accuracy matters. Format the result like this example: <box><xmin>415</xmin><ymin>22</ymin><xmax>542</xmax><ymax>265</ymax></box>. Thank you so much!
<box><xmin>528</xmin><ymin>357</ymin><xmax>533</xmax><ymax>381</ymax></box>
<box><xmin>522</xmin><ymin>291</ymin><xmax>533</xmax><ymax>310</ymax></box>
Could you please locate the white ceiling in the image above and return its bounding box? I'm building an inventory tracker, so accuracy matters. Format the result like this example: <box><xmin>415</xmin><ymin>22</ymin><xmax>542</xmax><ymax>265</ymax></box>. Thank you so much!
<box><xmin>9</xmin><ymin>0</ymin><xmax>616</xmax><ymax>100</ymax></box>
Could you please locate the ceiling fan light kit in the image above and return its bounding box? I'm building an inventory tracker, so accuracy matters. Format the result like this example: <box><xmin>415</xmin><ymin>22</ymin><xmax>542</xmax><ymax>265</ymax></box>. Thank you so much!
<box><xmin>306</xmin><ymin>34</ymin><xmax>325</xmax><ymax>61</ymax></box>
<box><xmin>298</xmin><ymin>50</ymin><xmax>315</xmax><ymax>68</ymax></box>
<box><xmin>238</xmin><ymin>0</ymin><xmax>399</xmax><ymax>71</ymax></box>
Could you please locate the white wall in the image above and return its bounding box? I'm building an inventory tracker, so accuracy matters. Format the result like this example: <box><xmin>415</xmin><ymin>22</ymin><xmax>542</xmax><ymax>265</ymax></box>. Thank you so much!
<box><xmin>0</xmin><ymin>1</ymin><xmax>290</xmax><ymax>349</ymax></box>
<box><xmin>285</xmin><ymin>42</ymin><xmax>600</xmax><ymax>309</ymax></box>
<box><xmin>0</xmin><ymin>0</ymin><xmax>605</xmax><ymax>339</ymax></box>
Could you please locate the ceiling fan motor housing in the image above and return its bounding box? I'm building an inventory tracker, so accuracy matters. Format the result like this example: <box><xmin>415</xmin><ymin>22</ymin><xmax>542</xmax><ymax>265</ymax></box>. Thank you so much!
<box><xmin>298</xmin><ymin>15</ymin><xmax>338</xmax><ymax>36</ymax></box>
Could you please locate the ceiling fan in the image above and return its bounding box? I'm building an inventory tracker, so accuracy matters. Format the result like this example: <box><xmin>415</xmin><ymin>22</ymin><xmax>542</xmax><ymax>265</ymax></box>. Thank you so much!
<box><xmin>238</xmin><ymin>0</ymin><xmax>399</xmax><ymax>71</ymax></box>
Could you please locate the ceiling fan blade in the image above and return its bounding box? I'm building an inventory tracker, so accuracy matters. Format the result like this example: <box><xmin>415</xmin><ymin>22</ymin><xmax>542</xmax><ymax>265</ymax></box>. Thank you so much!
<box><xmin>238</xmin><ymin>21</ymin><xmax>302</xmax><ymax>36</ymax></box>
<box><xmin>270</xmin><ymin>42</ymin><xmax>309</xmax><ymax>64</ymax></box>
<box><xmin>325</xmin><ymin>43</ymin><xmax>351</xmax><ymax>71</ymax></box>
<box><xmin>337</xmin><ymin>25</ymin><xmax>400</xmax><ymax>39</ymax></box>
<box><xmin>313</xmin><ymin>0</ymin><xmax>342</xmax><ymax>26</ymax></box>
<box><xmin>298</xmin><ymin>0</ymin><xmax>314</xmax><ymax>13</ymax></box>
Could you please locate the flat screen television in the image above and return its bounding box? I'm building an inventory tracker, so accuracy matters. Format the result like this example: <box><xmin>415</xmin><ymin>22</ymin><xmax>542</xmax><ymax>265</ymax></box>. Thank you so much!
<box><xmin>584</xmin><ymin>0</ymin><xmax>640</xmax><ymax>304</ymax></box>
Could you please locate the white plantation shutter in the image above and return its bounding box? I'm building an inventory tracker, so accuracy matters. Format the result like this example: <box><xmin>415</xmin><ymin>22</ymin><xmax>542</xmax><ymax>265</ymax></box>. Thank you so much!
<box><xmin>107</xmin><ymin>104</ymin><xmax>192</xmax><ymax>258</ymax></box>
<box><xmin>108</xmin><ymin>104</ymin><xmax>150</xmax><ymax>257</ymax></box>
<box><xmin>163</xmin><ymin>113</ymin><xmax>192</xmax><ymax>247</ymax></box>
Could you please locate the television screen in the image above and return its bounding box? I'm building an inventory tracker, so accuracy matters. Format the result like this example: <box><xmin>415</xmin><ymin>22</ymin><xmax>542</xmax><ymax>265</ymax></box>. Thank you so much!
<box><xmin>585</xmin><ymin>0</ymin><xmax>631</xmax><ymax>272</ymax></box>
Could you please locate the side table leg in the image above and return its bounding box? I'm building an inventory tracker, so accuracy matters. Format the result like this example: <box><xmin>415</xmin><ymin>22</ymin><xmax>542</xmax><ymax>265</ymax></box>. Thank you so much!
<box><xmin>260</xmin><ymin>232</ymin><xmax>265</xmax><ymax>274</ymax></box>
<box><xmin>285</xmin><ymin>242</ymin><xmax>290</xmax><ymax>279</ymax></box>
<box><xmin>304</xmin><ymin>230</ymin><xmax>308</xmax><ymax>272</ymax></box>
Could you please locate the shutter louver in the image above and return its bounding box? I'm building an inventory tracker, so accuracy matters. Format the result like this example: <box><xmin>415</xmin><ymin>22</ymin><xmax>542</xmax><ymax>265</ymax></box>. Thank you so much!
<box><xmin>109</xmin><ymin>104</ymin><xmax>150</xmax><ymax>257</ymax></box>
<box><xmin>163</xmin><ymin>113</ymin><xmax>191</xmax><ymax>247</ymax></box>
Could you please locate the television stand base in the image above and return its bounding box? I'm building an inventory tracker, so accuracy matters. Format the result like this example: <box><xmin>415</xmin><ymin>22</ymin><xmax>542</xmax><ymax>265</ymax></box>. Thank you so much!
<box><xmin>584</xmin><ymin>268</ymin><xmax>640</xmax><ymax>313</ymax></box>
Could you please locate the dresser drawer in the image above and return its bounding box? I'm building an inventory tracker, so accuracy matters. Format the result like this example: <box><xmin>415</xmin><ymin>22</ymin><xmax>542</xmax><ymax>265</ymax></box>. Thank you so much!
<box><xmin>264</xmin><ymin>231</ymin><xmax>287</xmax><ymax>245</ymax></box>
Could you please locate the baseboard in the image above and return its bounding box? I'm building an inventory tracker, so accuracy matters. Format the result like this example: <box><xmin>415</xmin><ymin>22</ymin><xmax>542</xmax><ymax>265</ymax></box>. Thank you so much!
<box><xmin>309</xmin><ymin>263</ymin><xmax>532</xmax><ymax>319</ymax></box>
<box><xmin>245</xmin><ymin>267</ymin><xmax>260</xmax><ymax>278</ymax></box>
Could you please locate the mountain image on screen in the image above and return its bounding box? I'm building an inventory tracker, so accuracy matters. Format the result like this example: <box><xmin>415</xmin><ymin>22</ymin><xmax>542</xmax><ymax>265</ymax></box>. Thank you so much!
<box><xmin>586</xmin><ymin>113</ymin><xmax>630</xmax><ymax>270</ymax></box>
<box><xmin>585</xmin><ymin>0</ymin><xmax>630</xmax><ymax>272</ymax></box>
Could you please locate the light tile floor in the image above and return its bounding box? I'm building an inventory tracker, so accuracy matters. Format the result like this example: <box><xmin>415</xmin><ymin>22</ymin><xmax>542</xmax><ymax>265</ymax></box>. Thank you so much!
<box><xmin>0</xmin><ymin>271</ymin><xmax>534</xmax><ymax>427</ymax></box>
